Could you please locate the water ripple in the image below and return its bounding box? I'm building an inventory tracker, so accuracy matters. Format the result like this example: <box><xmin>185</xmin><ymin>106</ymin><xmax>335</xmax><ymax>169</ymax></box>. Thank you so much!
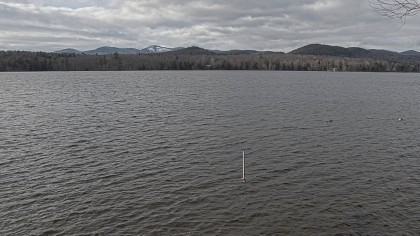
<box><xmin>1</xmin><ymin>71</ymin><xmax>419</xmax><ymax>235</ymax></box>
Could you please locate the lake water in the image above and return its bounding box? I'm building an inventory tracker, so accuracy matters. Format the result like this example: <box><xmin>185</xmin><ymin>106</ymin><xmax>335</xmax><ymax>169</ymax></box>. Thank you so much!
<box><xmin>1</xmin><ymin>71</ymin><xmax>419</xmax><ymax>235</ymax></box>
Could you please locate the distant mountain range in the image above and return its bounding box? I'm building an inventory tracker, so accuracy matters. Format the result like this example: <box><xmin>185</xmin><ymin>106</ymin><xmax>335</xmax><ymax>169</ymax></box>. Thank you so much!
<box><xmin>400</xmin><ymin>50</ymin><xmax>420</xmax><ymax>56</ymax></box>
<box><xmin>54</xmin><ymin>45</ymin><xmax>278</xmax><ymax>56</ymax></box>
<box><xmin>289</xmin><ymin>44</ymin><xmax>420</xmax><ymax>60</ymax></box>
<box><xmin>55</xmin><ymin>45</ymin><xmax>182</xmax><ymax>55</ymax></box>
<box><xmin>3</xmin><ymin>43</ymin><xmax>420</xmax><ymax>72</ymax></box>
<box><xmin>54</xmin><ymin>44</ymin><xmax>420</xmax><ymax>61</ymax></box>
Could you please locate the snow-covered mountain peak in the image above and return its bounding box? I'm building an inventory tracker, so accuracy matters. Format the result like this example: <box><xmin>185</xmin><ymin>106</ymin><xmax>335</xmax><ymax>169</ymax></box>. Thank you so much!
<box><xmin>143</xmin><ymin>45</ymin><xmax>173</xmax><ymax>53</ymax></box>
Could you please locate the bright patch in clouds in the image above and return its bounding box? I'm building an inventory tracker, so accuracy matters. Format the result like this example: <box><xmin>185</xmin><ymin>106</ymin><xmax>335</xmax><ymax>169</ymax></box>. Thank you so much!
<box><xmin>304</xmin><ymin>0</ymin><xmax>336</xmax><ymax>10</ymax></box>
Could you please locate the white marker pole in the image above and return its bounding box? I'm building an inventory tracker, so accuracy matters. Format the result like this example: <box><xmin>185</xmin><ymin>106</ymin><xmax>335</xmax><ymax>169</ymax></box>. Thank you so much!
<box><xmin>242</xmin><ymin>151</ymin><xmax>246</xmax><ymax>182</ymax></box>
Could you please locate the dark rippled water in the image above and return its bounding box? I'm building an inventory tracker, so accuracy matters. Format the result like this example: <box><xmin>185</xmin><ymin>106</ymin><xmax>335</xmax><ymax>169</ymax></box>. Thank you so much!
<box><xmin>1</xmin><ymin>71</ymin><xmax>420</xmax><ymax>235</ymax></box>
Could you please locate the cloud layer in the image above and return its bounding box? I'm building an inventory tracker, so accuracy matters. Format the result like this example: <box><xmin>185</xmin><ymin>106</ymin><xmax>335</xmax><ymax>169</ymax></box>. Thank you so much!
<box><xmin>0</xmin><ymin>0</ymin><xmax>419</xmax><ymax>52</ymax></box>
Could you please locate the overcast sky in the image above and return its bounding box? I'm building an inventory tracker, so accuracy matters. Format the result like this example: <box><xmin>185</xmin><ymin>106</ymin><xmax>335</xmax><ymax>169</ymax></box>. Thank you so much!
<box><xmin>0</xmin><ymin>0</ymin><xmax>419</xmax><ymax>52</ymax></box>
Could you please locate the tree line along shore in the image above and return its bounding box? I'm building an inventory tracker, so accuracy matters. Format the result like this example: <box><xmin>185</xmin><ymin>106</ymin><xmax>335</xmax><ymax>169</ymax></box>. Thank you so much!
<box><xmin>1</xmin><ymin>48</ymin><xmax>419</xmax><ymax>72</ymax></box>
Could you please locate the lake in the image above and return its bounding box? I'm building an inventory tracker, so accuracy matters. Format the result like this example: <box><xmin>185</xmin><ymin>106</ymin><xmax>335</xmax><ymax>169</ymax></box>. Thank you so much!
<box><xmin>1</xmin><ymin>71</ymin><xmax>419</xmax><ymax>235</ymax></box>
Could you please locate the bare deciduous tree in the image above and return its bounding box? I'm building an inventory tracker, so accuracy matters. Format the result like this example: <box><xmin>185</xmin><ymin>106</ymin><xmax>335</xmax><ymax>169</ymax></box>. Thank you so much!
<box><xmin>371</xmin><ymin>0</ymin><xmax>420</xmax><ymax>22</ymax></box>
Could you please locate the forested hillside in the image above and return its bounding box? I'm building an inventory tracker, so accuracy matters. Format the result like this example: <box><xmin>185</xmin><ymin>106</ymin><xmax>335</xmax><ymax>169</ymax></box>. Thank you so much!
<box><xmin>1</xmin><ymin>46</ymin><xmax>420</xmax><ymax>72</ymax></box>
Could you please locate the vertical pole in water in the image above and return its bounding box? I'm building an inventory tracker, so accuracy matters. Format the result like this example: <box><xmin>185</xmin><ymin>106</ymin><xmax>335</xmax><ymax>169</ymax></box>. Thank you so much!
<box><xmin>242</xmin><ymin>151</ymin><xmax>246</xmax><ymax>182</ymax></box>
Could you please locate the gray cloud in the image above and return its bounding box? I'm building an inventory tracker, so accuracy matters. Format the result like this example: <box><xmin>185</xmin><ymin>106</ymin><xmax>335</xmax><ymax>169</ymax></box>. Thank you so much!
<box><xmin>0</xmin><ymin>0</ymin><xmax>419</xmax><ymax>52</ymax></box>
